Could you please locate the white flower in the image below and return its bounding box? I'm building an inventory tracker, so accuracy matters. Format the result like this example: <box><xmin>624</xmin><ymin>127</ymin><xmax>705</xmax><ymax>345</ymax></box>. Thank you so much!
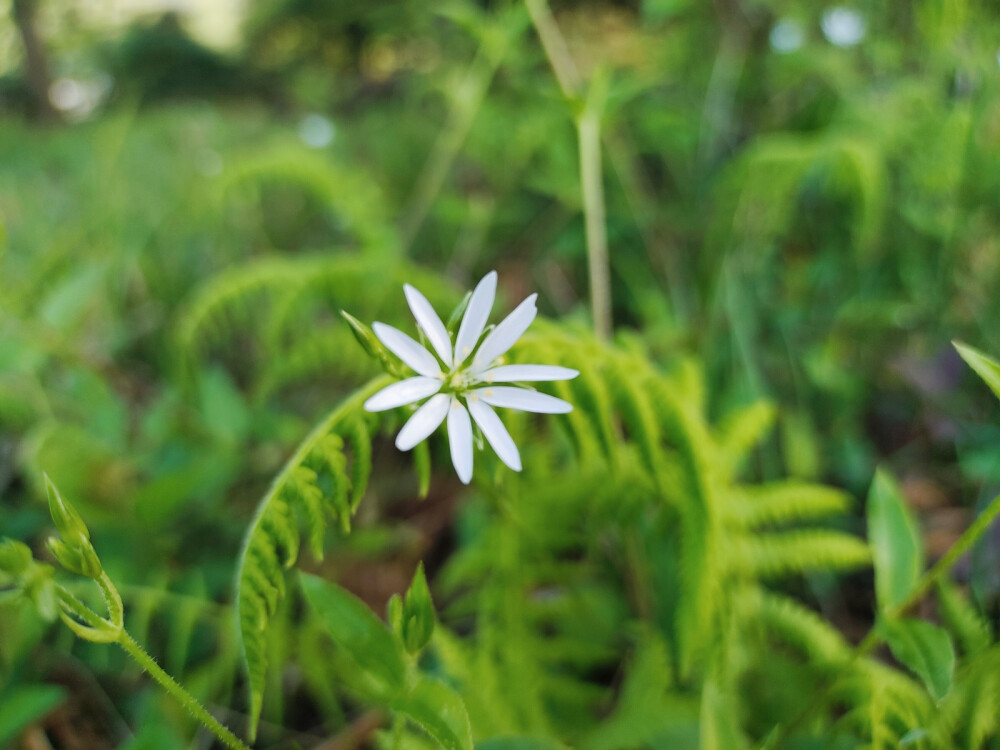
<box><xmin>363</xmin><ymin>271</ymin><xmax>578</xmax><ymax>484</ymax></box>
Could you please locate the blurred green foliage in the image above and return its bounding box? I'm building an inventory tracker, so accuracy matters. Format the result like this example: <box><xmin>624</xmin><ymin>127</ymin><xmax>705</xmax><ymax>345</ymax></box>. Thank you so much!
<box><xmin>1</xmin><ymin>0</ymin><xmax>1000</xmax><ymax>747</ymax></box>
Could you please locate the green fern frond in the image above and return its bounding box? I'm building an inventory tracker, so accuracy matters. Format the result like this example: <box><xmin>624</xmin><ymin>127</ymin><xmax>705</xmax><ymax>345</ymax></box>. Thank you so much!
<box><xmin>218</xmin><ymin>145</ymin><xmax>397</xmax><ymax>252</ymax></box>
<box><xmin>717</xmin><ymin>400</ymin><xmax>776</xmax><ymax>475</ymax></box>
<box><xmin>607</xmin><ymin>358</ymin><xmax>662</xmax><ymax>477</ymax></box>
<box><xmin>931</xmin><ymin>648</ymin><xmax>1000</xmax><ymax>749</ymax></box>
<box><xmin>936</xmin><ymin>579</ymin><xmax>992</xmax><ymax>656</ymax></box>
<box><xmin>341</xmin><ymin>415</ymin><xmax>372</xmax><ymax>512</ymax></box>
<box><xmin>729</xmin><ymin>530</ymin><xmax>871</xmax><ymax>578</ymax></box>
<box><xmin>236</xmin><ymin>376</ymin><xmax>388</xmax><ymax>740</ymax></box>
<box><xmin>723</xmin><ymin>482</ymin><xmax>853</xmax><ymax>529</ymax></box>
<box><xmin>738</xmin><ymin>588</ymin><xmax>852</xmax><ymax>667</ymax></box>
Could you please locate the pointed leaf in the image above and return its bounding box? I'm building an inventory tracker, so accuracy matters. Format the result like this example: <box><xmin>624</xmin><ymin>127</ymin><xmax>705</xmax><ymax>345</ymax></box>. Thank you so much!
<box><xmin>953</xmin><ymin>341</ymin><xmax>1000</xmax><ymax>404</ymax></box>
<box><xmin>867</xmin><ymin>469</ymin><xmax>922</xmax><ymax>611</ymax></box>
<box><xmin>299</xmin><ymin>572</ymin><xmax>408</xmax><ymax>694</ymax></box>
<box><xmin>879</xmin><ymin>618</ymin><xmax>955</xmax><ymax>701</ymax></box>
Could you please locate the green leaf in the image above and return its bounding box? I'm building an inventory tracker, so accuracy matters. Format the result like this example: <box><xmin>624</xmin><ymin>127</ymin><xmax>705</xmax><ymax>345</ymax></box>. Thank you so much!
<box><xmin>879</xmin><ymin>618</ymin><xmax>956</xmax><ymax>701</ymax></box>
<box><xmin>390</xmin><ymin>676</ymin><xmax>473</xmax><ymax>750</ymax></box>
<box><xmin>300</xmin><ymin>573</ymin><xmax>471</xmax><ymax>750</ymax></box>
<box><xmin>0</xmin><ymin>684</ymin><xmax>66</xmax><ymax>745</ymax></box>
<box><xmin>867</xmin><ymin>469</ymin><xmax>922</xmax><ymax>611</ymax></box>
<box><xmin>299</xmin><ymin>572</ymin><xmax>408</xmax><ymax>694</ymax></box>
<box><xmin>953</xmin><ymin>340</ymin><xmax>1000</xmax><ymax>404</ymax></box>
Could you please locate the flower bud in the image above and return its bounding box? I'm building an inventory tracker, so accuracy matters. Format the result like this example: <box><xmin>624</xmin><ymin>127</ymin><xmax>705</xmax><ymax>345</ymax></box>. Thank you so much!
<box><xmin>400</xmin><ymin>562</ymin><xmax>435</xmax><ymax>654</ymax></box>
<box><xmin>341</xmin><ymin>310</ymin><xmax>406</xmax><ymax>377</ymax></box>
<box><xmin>445</xmin><ymin>292</ymin><xmax>471</xmax><ymax>335</ymax></box>
<box><xmin>45</xmin><ymin>474</ymin><xmax>90</xmax><ymax>542</ymax></box>
<box><xmin>46</xmin><ymin>536</ymin><xmax>103</xmax><ymax>579</ymax></box>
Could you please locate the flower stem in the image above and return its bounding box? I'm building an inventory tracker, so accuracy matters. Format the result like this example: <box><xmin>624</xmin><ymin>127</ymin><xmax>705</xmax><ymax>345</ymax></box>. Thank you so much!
<box><xmin>117</xmin><ymin>629</ymin><xmax>252</xmax><ymax>750</ymax></box>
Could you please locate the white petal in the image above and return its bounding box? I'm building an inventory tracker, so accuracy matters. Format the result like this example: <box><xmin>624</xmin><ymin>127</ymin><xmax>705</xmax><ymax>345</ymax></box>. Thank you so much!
<box><xmin>363</xmin><ymin>377</ymin><xmax>442</xmax><ymax>412</ymax></box>
<box><xmin>404</xmin><ymin>284</ymin><xmax>452</xmax><ymax>367</ymax></box>
<box><xmin>475</xmin><ymin>364</ymin><xmax>579</xmax><ymax>383</ymax></box>
<box><xmin>468</xmin><ymin>398</ymin><xmax>521</xmax><ymax>471</ymax></box>
<box><xmin>471</xmin><ymin>294</ymin><xmax>538</xmax><ymax>371</ymax></box>
<box><xmin>475</xmin><ymin>386</ymin><xmax>573</xmax><ymax>414</ymax></box>
<box><xmin>373</xmin><ymin>322</ymin><xmax>442</xmax><ymax>378</ymax></box>
<box><xmin>447</xmin><ymin>397</ymin><xmax>473</xmax><ymax>484</ymax></box>
<box><xmin>454</xmin><ymin>271</ymin><xmax>497</xmax><ymax>366</ymax></box>
<box><xmin>395</xmin><ymin>393</ymin><xmax>449</xmax><ymax>451</ymax></box>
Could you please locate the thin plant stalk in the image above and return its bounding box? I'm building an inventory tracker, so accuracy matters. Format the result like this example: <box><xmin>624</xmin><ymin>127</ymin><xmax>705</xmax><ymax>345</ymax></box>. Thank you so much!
<box><xmin>118</xmin><ymin>630</ymin><xmax>252</xmax><ymax>750</ymax></box>
<box><xmin>400</xmin><ymin>16</ymin><xmax>515</xmax><ymax>252</ymax></box>
<box><xmin>56</xmin><ymin>584</ymin><xmax>251</xmax><ymax>750</ymax></box>
<box><xmin>526</xmin><ymin>0</ymin><xmax>612</xmax><ymax>339</ymax></box>
<box><xmin>578</xmin><ymin>109</ymin><xmax>612</xmax><ymax>339</ymax></box>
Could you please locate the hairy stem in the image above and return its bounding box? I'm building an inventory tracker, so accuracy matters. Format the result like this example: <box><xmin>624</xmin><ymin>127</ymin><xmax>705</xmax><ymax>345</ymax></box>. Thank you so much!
<box><xmin>118</xmin><ymin>629</ymin><xmax>252</xmax><ymax>750</ymax></box>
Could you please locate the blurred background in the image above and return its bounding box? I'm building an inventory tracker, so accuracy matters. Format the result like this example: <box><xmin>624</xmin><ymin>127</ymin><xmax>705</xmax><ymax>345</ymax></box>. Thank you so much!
<box><xmin>2</xmin><ymin>0</ymin><xmax>1000</xmax><ymax>746</ymax></box>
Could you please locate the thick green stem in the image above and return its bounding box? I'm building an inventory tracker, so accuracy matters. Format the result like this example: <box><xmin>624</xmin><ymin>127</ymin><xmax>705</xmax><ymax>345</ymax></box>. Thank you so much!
<box><xmin>118</xmin><ymin>629</ymin><xmax>252</xmax><ymax>750</ymax></box>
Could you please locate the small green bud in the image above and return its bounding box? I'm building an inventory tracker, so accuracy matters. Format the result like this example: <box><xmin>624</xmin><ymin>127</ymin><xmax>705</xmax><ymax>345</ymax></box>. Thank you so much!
<box><xmin>0</xmin><ymin>539</ymin><xmax>33</xmax><ymax>576</ymax></box>
<box><xmin>445</xmin><ymin>292</ymin><xmax>472</xmax><ymax>335</ymax></box>
<box><xmin>45</xmin><ymin>474</ymin><xmax>90</xmax><ymax>542</ymax></box>
<box><xmin>341</xmin><ymin>310</ymin><xmax>381</xmax><ymax>359</ymax></box>
<box><xmin>340</xmin><ymin>310</ymin><xmax>406</xmax><ymax>377</ymax></box>
<box><xmin>400</xmin><ymin>562</ymin><xmax>435</xmax><ymax>654</ymax></box>
<box><xmin>46</xmin><ymin>536</ymin><xmax>103</xmax><ymax>579</ymax></box>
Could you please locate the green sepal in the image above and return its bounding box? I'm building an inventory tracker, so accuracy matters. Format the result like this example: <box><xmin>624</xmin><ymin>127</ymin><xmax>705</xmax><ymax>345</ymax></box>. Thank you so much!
<box><xmin>387</xmin><ymin>592</ymin><xmax>404</xmax><ymax>635</ymax></box>
<box><xmin>400</xmin><ymin>562</ymin><xmax>435</xmax><ymax>654</ymax></box>
<box><xmin>45</xmin><ymin>474</ymin><xmax>90</xmax><ymax>542</ymax></box>
<box><xmin>46</xmin><ymin>536</ymin><xmax>103</xmax><ymax>579</ymax></box>
<box><xmin>341</xmin><ymin>310</ymin><xmax>407</xmax><ymax>377</ymax></box>
<box><xmin>445</xmin><ymin>292</ymin><xmax>471</xmax><ymax>334</ymax></box>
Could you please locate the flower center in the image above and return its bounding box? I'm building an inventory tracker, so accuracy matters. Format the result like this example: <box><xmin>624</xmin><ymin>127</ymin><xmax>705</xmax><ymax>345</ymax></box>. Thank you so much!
<box><xmin>446</xmin><ymin>370</ymin><xmax>466</xmax><ymax>391</ymax></box>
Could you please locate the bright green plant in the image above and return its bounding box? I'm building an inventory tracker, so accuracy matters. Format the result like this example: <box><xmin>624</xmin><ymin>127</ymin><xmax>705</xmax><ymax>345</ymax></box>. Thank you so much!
<box><xmin>8</xmin><ymin>309</ymin><xmax>1000</xmax><ymax>747</ymax></box>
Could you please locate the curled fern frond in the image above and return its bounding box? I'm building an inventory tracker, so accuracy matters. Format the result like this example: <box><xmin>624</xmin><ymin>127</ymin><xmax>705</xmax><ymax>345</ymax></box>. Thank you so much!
<box><xmin>218</xmin><ymin>145</ymin><xmax>397</xmax><ymax>252</ymax></box>
<box><xmin>175</xmin><ymin>256</ymin><xmax>456</xmax><ymax>391</ymax></box>
<box><xmin>236</xmin><ymin>377</ymin><xmax>386</xmax><ymax>740</ymax></box>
